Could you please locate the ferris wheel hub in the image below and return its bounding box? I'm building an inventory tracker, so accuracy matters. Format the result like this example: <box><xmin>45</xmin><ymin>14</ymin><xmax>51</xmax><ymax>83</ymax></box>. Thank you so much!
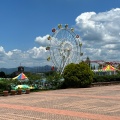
<box><xmin>60</xmin><ymin>41</ymin><xmax>73</xmax><ymax>57</ymax></box>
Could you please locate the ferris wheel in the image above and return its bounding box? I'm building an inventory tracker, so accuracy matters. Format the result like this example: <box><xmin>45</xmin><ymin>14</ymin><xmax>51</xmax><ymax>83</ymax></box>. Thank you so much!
<box><xmin>46</xmin><ymin>24</ymin><xmax>83</xmax><ymax>74</ymax></box>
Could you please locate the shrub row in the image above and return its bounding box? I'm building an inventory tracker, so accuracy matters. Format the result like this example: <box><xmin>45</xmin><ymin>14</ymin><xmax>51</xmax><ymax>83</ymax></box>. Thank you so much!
<box><xmin>93</xmin><ymin>74</ymin><xmax>120</xmax><ymax>83</ymax></box>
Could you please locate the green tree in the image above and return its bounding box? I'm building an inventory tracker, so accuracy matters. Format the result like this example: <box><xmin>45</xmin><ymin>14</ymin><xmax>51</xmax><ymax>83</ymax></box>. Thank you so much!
<box><xmin>63</xmin><ymin>62</ymin><xmax>94</xmax><ymax>88</ymax></box>
<box><xmin>0</xmin><ymin>71</ymin><xmax>6</xmax><ymax>78</ymax></box>
<box><xmin>0</xmin><ymin>79</ymin><xmax>12</xmax><ymax>92</ymax></box>
<box><xmin>25</xmin><ymin>72</ymin><xmax>42</xmax><ymax>85</ymax></box>
<box><xmin>85</xmin><ymin>57</ymin><xmax>91</xmax><ymax>68</ymax></box>
<box><xmin>46</xmin><ymin>72</ymin><xmax>63</xmax><ymax>89</ymax></box>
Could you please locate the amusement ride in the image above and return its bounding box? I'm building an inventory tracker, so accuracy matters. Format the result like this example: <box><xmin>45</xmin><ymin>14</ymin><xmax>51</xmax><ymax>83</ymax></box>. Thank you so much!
<box><xmin>46</xmin><ymin>24</ymin><xmax>83</xmax><ymax>74</ymax></box>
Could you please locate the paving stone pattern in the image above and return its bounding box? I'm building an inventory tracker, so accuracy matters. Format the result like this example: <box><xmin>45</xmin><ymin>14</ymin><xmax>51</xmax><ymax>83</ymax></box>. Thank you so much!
<box><xmin>0</xmin><ymin>85</ymin><xmax>120</xmax><ymax>120</ymax></box>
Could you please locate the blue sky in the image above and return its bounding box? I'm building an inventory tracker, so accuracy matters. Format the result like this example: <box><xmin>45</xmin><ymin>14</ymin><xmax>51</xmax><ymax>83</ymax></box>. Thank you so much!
<box><xmin>0</xmin><ymin>0</ymin><xmax>120</xmax><ymax>68</ymax></box>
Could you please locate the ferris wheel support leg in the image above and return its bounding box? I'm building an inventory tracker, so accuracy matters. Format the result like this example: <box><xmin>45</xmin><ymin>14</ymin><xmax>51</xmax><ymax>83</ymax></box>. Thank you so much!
<box><xmin>60</xmin><ymin>57</ymin><xmax>70</xmax><ymax>74</ymax></box>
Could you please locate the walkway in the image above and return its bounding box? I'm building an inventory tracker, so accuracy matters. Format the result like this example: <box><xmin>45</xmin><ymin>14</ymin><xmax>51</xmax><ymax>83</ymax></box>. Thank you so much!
<box><xmin>0</xmin><ymin>85</ymin><xmax>120</xmax><ymax>120</ymax></box>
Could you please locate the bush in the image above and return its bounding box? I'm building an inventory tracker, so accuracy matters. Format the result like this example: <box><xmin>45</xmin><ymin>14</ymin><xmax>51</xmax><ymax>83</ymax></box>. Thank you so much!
<box><xmin>93</xmin><ymin>74</ymin><xmax>120</xmax><ymax>83</ymax></box>
<box><xmin>62</xmin><ymin>62</ymin><xmax>94</xmax><ymax>88</ymax></box>
<box><xmin>0</xmin><ymin>79</ymin><xmax>11</xmax><ymax>92</ymax></box>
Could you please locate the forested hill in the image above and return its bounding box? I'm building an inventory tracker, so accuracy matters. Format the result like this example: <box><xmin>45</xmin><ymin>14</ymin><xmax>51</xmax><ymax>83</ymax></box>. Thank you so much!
<box><xmin>0</xmin><ymin>65</ymin><xmax>53</xmax><ymax>74</ymax></box>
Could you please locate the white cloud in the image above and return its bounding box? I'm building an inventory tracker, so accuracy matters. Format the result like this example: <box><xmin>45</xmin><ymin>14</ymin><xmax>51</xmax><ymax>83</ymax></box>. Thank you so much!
<box><xmin>0</xmin><ymin>46</ymin><xmax>6</xmax><ymax>64</ymax></box>
<box><xmin>75</xmin><ymin>8</ymin><xmax>120</xmax><ymax>62</ymax></box>
<box><xmin>0</xmin><ymin>46</ymin><xmax>50</xmax><ymax>68</ymax></box>
<box><xmin>1</xmin><ymin>8</ymin><xmax>120</xmax><ymax>69</ymax></box>
<box><xmin>35</xmin><ymin>35</ymin><xmax>50</xmax><ymax>47</ymax></box>
<box><xmin>27</xmin><ymin>46</ymin><xmax>47</xmax><ymax>59</ymax></box>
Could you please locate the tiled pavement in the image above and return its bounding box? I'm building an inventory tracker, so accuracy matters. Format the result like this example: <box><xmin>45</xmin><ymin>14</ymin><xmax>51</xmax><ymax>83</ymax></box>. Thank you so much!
<box><xmin>0</xmin><ymin>85</ymin><xmax>120</xmax><ymax>120</ymax></box>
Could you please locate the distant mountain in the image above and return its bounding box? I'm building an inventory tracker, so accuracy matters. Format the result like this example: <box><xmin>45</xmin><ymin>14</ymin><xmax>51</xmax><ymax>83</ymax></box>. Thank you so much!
<box><xmin>0</xmin><ymin>65</ymin><xmax>55</xmax><ymax>74</ymax></box>
<box><xmin>0</xmin><ymin>68</ymin><xmax>18</xmax><ymax>74</ymax></box>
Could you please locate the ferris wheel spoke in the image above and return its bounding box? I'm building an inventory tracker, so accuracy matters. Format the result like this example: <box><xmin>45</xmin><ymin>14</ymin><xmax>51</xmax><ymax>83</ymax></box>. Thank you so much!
<box><xmin>50</xmin><ymin>51</ymin><xmax>64</xmax><ymax>66</ymax></box>
<box><xmin>61</xmin><ymin>56</ymin><xmax>71</xmax><ymax>74</ymax></box>
<box><xmin>49</xmin><ymin>45</ymin><xmax>62</xmax><ymax>50</ymax></box>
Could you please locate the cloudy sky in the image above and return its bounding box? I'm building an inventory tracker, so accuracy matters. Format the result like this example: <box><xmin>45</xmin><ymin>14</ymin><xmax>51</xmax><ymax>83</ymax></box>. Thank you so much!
<box><xmin>0</xmin><ymin>0</ymin><xmax>120</xmax><ymax>68</ymax></box>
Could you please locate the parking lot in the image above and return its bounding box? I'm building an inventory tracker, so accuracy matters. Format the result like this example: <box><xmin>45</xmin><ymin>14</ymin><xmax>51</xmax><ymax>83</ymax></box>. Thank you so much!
<box><xmin>0</xmin><ymin>85</ymin><xmax>120</xmax><ymax>120</ymax></box>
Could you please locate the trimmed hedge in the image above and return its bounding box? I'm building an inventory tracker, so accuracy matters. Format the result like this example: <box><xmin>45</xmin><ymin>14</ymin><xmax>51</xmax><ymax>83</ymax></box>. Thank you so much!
<box><xmin>93</xmin><ymin>74</ymin><xmax>120</xmax><ymax>83</ymax></box>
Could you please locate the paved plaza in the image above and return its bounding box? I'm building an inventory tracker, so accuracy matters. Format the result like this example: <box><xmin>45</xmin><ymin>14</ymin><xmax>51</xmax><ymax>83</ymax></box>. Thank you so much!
<box><xmin>0</xmin><ymin>85</ymin><xmax>120</xmax><ymax>120</ymax></box>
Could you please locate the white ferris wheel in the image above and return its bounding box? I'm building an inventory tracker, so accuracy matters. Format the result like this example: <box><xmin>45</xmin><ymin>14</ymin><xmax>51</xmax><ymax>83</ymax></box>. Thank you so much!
<box><xmin>46</xmin><ymin>24</ymin><xmax>83</xmax><ymax>74</ymax></box>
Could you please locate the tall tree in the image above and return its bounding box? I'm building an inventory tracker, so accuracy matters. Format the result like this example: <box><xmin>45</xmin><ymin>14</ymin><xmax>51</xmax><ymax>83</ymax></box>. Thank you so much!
<box><xmin>85</xmin><ymin>57</ymin><xmax>91</xmax><ymax>68</ymax></box>
<box><xmin>0</xmin><ymin>71</ymin><xmax>6</xmax><ymax>78</ymax></box>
